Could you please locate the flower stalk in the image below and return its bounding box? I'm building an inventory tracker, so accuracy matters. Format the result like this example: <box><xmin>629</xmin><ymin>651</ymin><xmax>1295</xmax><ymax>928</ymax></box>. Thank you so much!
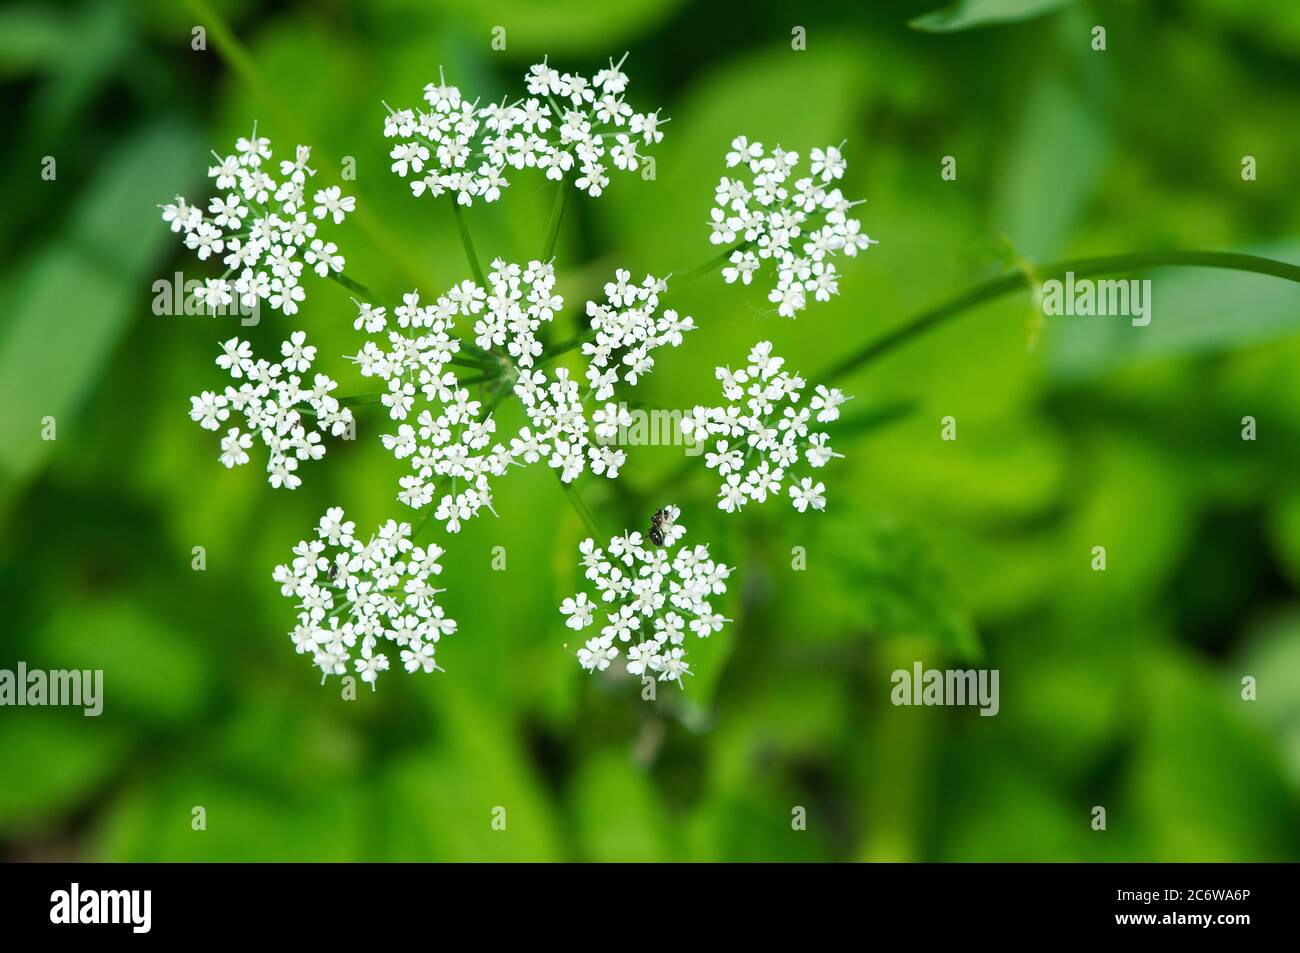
<box><xmin>821</xmin><ymin>250</ymin><xmax>1300</xmax><ymax>384</ymax></box>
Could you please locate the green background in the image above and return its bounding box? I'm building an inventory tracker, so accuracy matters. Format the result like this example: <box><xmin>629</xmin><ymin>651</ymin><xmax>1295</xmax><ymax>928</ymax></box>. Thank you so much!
<box><xmin>2</xmin><ymin>0</ymin><xmax>1300</xmax><ymax>861</ymax></box>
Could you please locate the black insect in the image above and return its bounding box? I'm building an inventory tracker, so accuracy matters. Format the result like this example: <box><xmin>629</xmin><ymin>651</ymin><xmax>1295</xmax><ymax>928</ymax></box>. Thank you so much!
<box><xmin>648</xmin><ymin>508</ymin><xmax>670</xmax><ymax>547</ymax></box>
<box><xmin>327</xmin><ymin>561</ymin><xmax>340</xmax><ymax>583</ymax></box>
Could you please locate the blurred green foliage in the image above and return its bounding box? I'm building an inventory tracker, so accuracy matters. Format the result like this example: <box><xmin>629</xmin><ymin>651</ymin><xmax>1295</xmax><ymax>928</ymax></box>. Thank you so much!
<box><xmin>1</xmin><ymin>0</ymin><xmax>1299</xmax><ymax>861</ymax></box>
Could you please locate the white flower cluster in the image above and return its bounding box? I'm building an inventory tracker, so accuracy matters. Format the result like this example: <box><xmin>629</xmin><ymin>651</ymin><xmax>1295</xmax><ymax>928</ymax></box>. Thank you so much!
<box><xmin>350</xmin><ymin>268</ymin><xmax>537</xmax><ymax>533</ymax></box>
<box><xmin>273</xmin><ymin>508</ymin><xmax>457</xmax><ymax>688</ymax></box>
<box><xmin>513</xmin><ymin>268</ymin><xmax>694</xmax><ymax>483</ymax></box>
<box><xmin>580</xmin><ymin>269</ymin><xmax>695</xmax><ymax>399</ymax></box>
<box><xmin>384</xmin><ymin>55</ymin><xmax>666</xmax><ymax>205</ymax></box>
<box><xmin>711</xmin><ymin>137</ymin><xmax>875</xmax><ymax>318</ymax></box>
<box><xmin>189</xmin><ymin>332</ymin><xmax>353</xmax><ymax>489</ymax></box>
<box><xmin>161</xmin><ymin>126</ymin><xmax>355</xmax><ymax>316</ymax></box>
<box><xmin>559</xmin><ymin>506</ymin><xmax>731</xmax><ymax>685</ymax></box>
<box><xmin>683</xmin><ymin>341</ymin><xmax>850</xmax><ymax>514</ymax></box>
<box><xmin>513</xmin><ymin>366</ymin><xmax>618</xmax><ymax>483</ymax></box>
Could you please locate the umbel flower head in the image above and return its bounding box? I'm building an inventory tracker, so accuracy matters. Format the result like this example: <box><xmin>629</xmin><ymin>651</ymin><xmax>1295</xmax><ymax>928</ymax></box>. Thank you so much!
<box><xmin>683</xmin><ymin>341</ymin><xmax>850</xmax><ymax>514</ymax></box>
<box><xmin>383</xmin><ymin>54</ymin><xmax>667</xmax><ymax>206</ymax></box>
<box><xmin>710</xmin><ymin>137</ymin><xmax>875</xmax><ymax>317</ymax></box>
<box><xmin>272</xmin><ymin>508</ymin><xmax>457</xmax><ymax>689</ymax></box>
<box><xmin>559</xmin><ymin>505</ymin><xmax>732</xmax><ymax>686</ymax></box>
<box><xmin>515</xmin><ymin>267</ymin><xmax>695</xmax><ymax>483</ymax></box>
<box><xmin>160</xmin><ymin>124</ymin><xmax>355</xmax><ymax>316</ymax></box>
<box><xmin>355</xmin><ymin>260</ymin><xmax>696</xmax><ymax>527</ymax></box>
<box><xmin>351</xmin><ymin>259</ymin><xmax>559</xmax><ymax>532</ymax></box>
<box><xmin>189</xmin><ymin>332</ymin><xmax>353</xmax><ymax>489</ymax></box>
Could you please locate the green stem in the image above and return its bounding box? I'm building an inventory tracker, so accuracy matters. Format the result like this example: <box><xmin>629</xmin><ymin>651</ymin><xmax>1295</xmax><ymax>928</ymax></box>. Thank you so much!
<box><xmin>294</xmin><ymin>392</ymin><xmax>384</xmax><ymax>417</ymax></box>
<box><xmin>411</xmin><ymin>505</ymin><xmax>438</xmax><ymax>542</ymax></box>
<box><xmin>451</xmin><ymin>199</ymin><xmax>487</xmax><ymax>286</ymax></box>
<box><xmin>337</xmin><ymin>393</ymin><xmax>384</xmax><ymax>407</ymax></box>
<box><xmin>559</xmin><ymin>478</ymin><xmax>603</xmax><ymax>539</ymax></box>
<box><xmin>820</xmin><ymin>250</ymin><xmax>1300</xmax><ymax>384</ymax></box>
<box><xmin>454</xmin><ymin>354</ymin><xmax>506</xmax><ymax>371</ymax></box>
<box><xmin>326</xmin><ymin>271</ymin><xmax>374</xmax><ymax>299</ymax></box>
<box><xmin>459</xmin><ymin>369</ymin><xmax>504</xmax><ymax>386</ymax></box>
<box><xmin>541</xmin><ymin>178</ymin><xmax>573</xmax><ymax>262</ymax></box>
<box><xmin>823</xmin><ymin>399</ymin><xmax>919</xmax><ymax>438</ymax></box>
<box><xmin>674</xmin><ymin>238</ymin><xmax>752</xmax><ymax>287</ymax></box>
<box><xmin>536</xmin><ymin>329</ymin><xmax>594</xmax><ymax>367</ymax></box>
<box><xmin>328</xmin><ymin>265</ymin><xmax>498</xmax><ymax>367</ymax></box>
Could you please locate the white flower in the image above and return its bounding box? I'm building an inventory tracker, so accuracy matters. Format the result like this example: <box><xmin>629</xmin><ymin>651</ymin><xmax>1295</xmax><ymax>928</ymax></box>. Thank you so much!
<box><xmin>809</xmin><ymin>383</ymin><xmax>849</xmax><ymax>422</ymax></box>
<box><xmin>280</xmin><ymin>330</ymin><xmax>316</xmax><ymax>373</ymax></box>
<box><xmin>312</xmin><ymin>184</ymin><xmax>355</xmax><ymax>224</ymax></box>
<box><xmin>690</xmin><ymin>342</ymin><xmax>848</xmax><ymax>513</ymax></box>
<box><xmin>318</xmin><ymin>506</ymin><xmax>356</xmax><ymax>546</ymax></box>
<box><xmin>577</xmin><ymin>636</ymin><xmax>619</xmax><ymax>672</ymax></box>
<box><xmin>384</xmin><ymin>56</ymin><xmax>668</xmax><ymax>205</ymax></box>
<box><xmin>502</xmin><ymin>266</ymin><xmax>695</xmax><ymax>487</ymax></box>
<box><xmin>559</xmin><ymin>507</ymin><xmax>731</xmax><ymax>686</ymax></box>
<box><xmin>218</xmin><ymin>427</ymin><xmax>253</xmax><ymax>467</ymax></box>
<box><xmin>272</xmin><ymin>510</ymin><xmax>457</xmax><ymax>689</ymax></box>
<box><xmin>190</xmin><ymin>334</ymin><xmax>353</xmax><ymax>487</ymax></box>
<box><xmin>709</xmin><ymin>138</ymin><xmax>875</xmax><ymax>317</ymax></box>
<box><xmin>789</xmin><ymin>477</ymin><xmax>827</xmax><ymax>513</ymax></box>
<box><xmin>162</xmin><ymin>126</ymin><xmax>355</xmax><ymax>317</ymax></box>
<box><xmin>356</xmin><ymin>259</ymin><xmax>577</xmax><ymax>533</ymax></box>
<box><xmin>189</xmin><ymin>390</ymin><xmax>229</xmax><ymax>431</ymax></box>
<box><xmin>809</xmin><ymin>145</ymin><xmax>846</xmax><ymax>181</ymax></box>
<box><xmin>560</xmin><ymin>592</ymin><xmax>595</xmax><ymax>630</ymax></box>
<box><xmin>578</xmin><ymin>269</ymin><xmax>692</xmax><ymax>400</ymax></box>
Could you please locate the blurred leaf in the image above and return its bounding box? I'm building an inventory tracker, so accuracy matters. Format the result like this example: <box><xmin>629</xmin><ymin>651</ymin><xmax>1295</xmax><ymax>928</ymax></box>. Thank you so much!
<box><xmin>1270</xmin><ymin>493</ymin><xmax>1300</xmax><ymax>592</ymax></box>
<box><xmin>377</xmin><ymin>681</ymin><xmax>562</xmax><ymax>860</ymax></box>
<box><xmin>938</xmin><ymin>746</ymin><xmax>1097</xmax><ymax>860</ymax></box>
<box><xmin>94</xmin><ymin>774</ymin><xmax>367</xmax><ymax>861</ymax></box>
<box><xmin>1128</xmin><ymin>650</ymin><xmax>1300</xmax><ymax>860</ymax></box>
<box><xmin>43</xmin><ymin>597</ymin><xmax>214</xmax><ymax>724</ymax></box>
<box><xmin>0</xmin><ymin>717</ymin><xmax>127</xmax><ymax>836</ymax></box>
<box><xmin>435</xmin><ymin>0</ymin><xmax>689</xmax><ymax>54</ymax></box>
<box><xmin>1234</xmin><ymin>610</ymin><xmax>1300</xmax><ymax>788</ymax></box>
<box><xmin>1058</xmin><ymin>435</ymin><xmax>1193</xmax><ymax>608</ymax></box>
<box><xmin>1046</xmin><ymin>243</ymin><xmax>1300</xmax><ymax>382</ymax></box>
<box><xmin>910</xmin><ymin>0</ymin><xmax>1075</xmax><ymax>32</ymax></box>
<box><xmin>1188</xmin><ymin>0</ymin><xmax>1300</xmax><ymax>56</ymax></box>
<box><xmin>570</xmin><ymin>752</ymin><xmax>668</xmax><ymax>861</ymax></box>
<box><xmin>0</xmin><ymin>5</ymin><xmax>64</xmax><ymax>76</ymax></box>
<box><xmin>788</xmin><ymin>510</ymin><xmax>981</xmax><ymax>659</ymax></box>
<box><xmin>994</xmin><ymin>63</ymin><xmax>1109</xmax><ymax>261</ymax></box>
<box><xmin>0</xmin><ymin>119</ymin><xmax>202</xmax><ymax>496</ymax></box>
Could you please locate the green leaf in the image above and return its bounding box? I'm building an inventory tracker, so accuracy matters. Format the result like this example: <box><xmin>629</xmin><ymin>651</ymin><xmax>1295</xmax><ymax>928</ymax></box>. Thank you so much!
<box><xmin>1045</xmin><ymin>242</ymin><xmax>1300</xmax><ymax>382</ymax></box>
<box><xmin>1233</xmin><ymin>611</ymin><xmax>1300</xmax><ymax>789</ymax></box>
<box><xmin>42</xmin><ymin>597</ymin><xmax>214</xmax><ymax>724</ymax></box>
<box><xmin>94</xmin><ymin>775</ymin><xmax>367</xmax><ymax>861</ymax></box>
<box><xmin>0</xmin><ymin>5</ymin><xmax>65</xmax><ymax>76</ymax></box>
<box><xmin>377</xmin><ymin>681</ymin><xmax>562</xmax><ymax>861</ymax></box>
<box><xmin>994</xmin><ymin>65</ymin><xmax>1109</xmax><ymax>262</ymax></box>
<box><xmin>0</xmin><ymin>717</ymin><xmax>128</xmax><ymax>836</ymax></box>
<box><xmin>570</xmin><ymin>753</ymin><xmax>668</xmax><ymax>861</ymax></box>
<box><xmin>786</xmin><ymin>509</ymin><xmax>981</xmax><ymax>659</ymax></box>
<box><xmin>1128</xmin><ymin>651</ymin><xmax>1300</xmax><ymax>861</ymax></box>
<box><xmin>433</xmin><ymin>0</ymin><xmax>689</xmax><ymax>53</ymax></box>
<box><xmin>911</xmin><ymin>0</ymin><xmax>1076</xmax><ymax>32</ymax></box>
<box><xmin>0</xmin><ymin>120</ymin><xmax>202</xmax><ymax>496</ymax></box>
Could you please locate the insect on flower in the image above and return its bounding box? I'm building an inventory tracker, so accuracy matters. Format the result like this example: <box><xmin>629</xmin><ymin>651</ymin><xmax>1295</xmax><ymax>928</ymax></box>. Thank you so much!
<box><xmin>648</xmin><ymin>507</ymin><xmax>671</xmax><ymax>546</ymax></box>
